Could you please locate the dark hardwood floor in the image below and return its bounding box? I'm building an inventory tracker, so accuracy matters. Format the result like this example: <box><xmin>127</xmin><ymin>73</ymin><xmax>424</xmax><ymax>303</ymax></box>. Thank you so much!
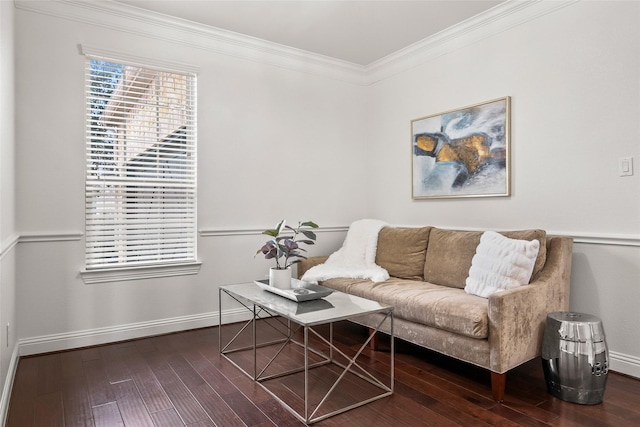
<box><xmin>6</xmin><ymin>319</ymin><xmax>640</xmax><ymax>426</ymax></box>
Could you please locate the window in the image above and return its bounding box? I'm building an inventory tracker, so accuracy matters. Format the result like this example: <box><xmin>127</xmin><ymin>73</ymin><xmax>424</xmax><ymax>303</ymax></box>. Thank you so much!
<box><xmin>84</xmin><ymin>56</ymin><xmax>197</xmax><ymax>272</ymax></box>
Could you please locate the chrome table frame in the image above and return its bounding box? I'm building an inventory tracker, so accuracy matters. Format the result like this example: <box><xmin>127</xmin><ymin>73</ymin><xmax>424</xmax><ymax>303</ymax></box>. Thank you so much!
<box><xmin>219</xmin><ymin>283</ymin><xmax>394</xmax><ymax>424</ymax></box>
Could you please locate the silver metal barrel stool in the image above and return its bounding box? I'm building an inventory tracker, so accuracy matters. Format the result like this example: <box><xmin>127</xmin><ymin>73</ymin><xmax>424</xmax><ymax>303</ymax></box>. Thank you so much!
<box><xmin>541</xmin><ymin>312</ymin><xmax>608</xmax><ymax>404</ymax></box>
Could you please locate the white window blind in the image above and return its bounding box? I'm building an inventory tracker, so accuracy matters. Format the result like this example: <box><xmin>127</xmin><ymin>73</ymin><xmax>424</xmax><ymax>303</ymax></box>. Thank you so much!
<box><xmin>85</xmin><ymin>57</ymin><xmax>197</xmax><ymax>270</ymax></box>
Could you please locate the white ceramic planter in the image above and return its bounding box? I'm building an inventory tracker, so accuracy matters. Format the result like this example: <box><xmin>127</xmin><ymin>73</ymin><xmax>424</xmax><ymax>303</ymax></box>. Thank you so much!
<box><xmin>269</xmin><ymin>267</ymin><xmax>292</xmax><ymax>289</ymax></box>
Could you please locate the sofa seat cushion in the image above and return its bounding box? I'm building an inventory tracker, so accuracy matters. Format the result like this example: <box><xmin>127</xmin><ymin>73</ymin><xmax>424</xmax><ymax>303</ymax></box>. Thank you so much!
<box><xmin>321</xmin><ymin>277</ymin><xmax>489</xmax><ymax>339</ymax></box>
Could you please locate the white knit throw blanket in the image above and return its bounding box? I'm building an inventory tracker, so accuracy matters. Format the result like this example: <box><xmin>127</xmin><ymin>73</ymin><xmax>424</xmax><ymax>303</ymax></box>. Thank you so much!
<box><xmin>301</xmin><ymin>219</ymin><xmax>389</xmax><ymax>283</ymax></box>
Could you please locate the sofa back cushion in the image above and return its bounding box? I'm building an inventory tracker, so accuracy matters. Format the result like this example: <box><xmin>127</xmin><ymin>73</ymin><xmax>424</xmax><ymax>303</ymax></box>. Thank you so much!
<box><xmin>423</xmin><ymin>228</ymin><xmax>547</xmax><ymax>288</ymax></box>
<box><xmin>375</xmin><ymin>226</ymin><xmax>431</xmax><ymax>280</ymax></box>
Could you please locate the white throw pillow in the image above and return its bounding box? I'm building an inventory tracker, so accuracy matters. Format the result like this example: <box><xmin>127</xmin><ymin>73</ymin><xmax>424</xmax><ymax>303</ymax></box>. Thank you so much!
<box><xmin>464</xmin><ymin>231</ymin><xmax>540</xmax><ymax>298</ymax></box>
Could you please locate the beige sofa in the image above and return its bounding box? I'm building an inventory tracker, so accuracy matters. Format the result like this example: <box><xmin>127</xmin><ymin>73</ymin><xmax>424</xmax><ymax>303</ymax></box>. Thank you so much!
<box><xmin>297</xmin><ymin>226</ymin><xmax>573</xmax><ymax>401</ymax></box>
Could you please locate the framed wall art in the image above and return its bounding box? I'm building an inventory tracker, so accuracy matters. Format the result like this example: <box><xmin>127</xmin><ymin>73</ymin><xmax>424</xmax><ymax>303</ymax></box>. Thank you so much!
<box><xmin>411</xmin><ymin>96</ymin><xmax>510</xmax><ymax>199</ymax></box>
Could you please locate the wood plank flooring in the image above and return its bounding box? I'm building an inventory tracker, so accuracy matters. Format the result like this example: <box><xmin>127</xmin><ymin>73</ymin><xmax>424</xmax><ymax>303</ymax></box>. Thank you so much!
<box><xmin>6</xmin><ymin>320</ymin><xmax>640</xmax><ymax>426</ymax></box>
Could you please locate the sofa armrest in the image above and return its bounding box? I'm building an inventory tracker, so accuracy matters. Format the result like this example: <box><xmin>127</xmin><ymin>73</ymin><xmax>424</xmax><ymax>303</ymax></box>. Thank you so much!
<box><xmin>297</xmin><ymin>256</ymin><xmax>329</xmax><ymax>279</ymax></box>
<box><xmin>487</xmin><ymin>284</ymin><xmax>547</xmax><ymax>373</ymax></box>
<box><xmin>487</xmin><ymin>236</ymin><xmax>573</xmax><ymax>373</ymax></box>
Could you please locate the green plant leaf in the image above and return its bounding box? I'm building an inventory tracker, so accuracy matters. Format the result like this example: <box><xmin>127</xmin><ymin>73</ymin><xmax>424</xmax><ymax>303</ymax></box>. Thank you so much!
<box><xmin>257</xmin><ymin>220</ymin><xmax>318</xmax><ymax>269</ymax></box>
<box><xmin>300</xmin><ymin>230</ymin><xmax>317</xmax><ymax>240</ymax></box>
<box><xmin>295</xmin><ymin>239</ymin><xmax>315</xmax><ymax>245</ymax></box>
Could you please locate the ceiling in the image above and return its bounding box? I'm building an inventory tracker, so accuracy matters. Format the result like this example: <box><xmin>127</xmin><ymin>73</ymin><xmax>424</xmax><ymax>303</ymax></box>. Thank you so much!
<box><xmin>115</xmin><ymin>1</ymin><xmax>504</xmax><ymax>66</ymax></box>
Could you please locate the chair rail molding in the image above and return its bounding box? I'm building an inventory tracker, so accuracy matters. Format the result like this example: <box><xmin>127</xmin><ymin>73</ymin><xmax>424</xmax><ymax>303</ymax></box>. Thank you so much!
<box><xmin>200</xmin><ymin>225</ymin><xmax>640</xmax><ymax>249</ymax></box>
<box><xmin>199</xmin><ymin>225</ymin><xmax>348</xmax><ymax>238</ymax></box>
<box><xmin>10</xmin><ymin>228</ymin><xmax>639</xmax><ymax>247</ymax></box>
<box><xmin>0</xmin><ymin>234</ymin><xmax>19</xmax><ymax>261</ymax></box>
<box><xmin>18</xmin><ymin>232</ymin><xmax>83</xmax><ymax>243</ymax></box>
<box><xmin>394</xmin><ymin>225</ymin><xmax>640</xmax><ymax>248</ymax></box>
<box><xmin>568</xmin><ymin>232</ymin><xmax>640</xmax><ymax>247</ymax></box>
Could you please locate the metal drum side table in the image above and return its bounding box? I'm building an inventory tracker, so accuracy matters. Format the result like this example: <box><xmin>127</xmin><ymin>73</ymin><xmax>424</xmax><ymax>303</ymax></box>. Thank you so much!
<box><xmin>541</xmin><ymin>312</ymin><xmax>608</xmax><ymax>404</ymax></box>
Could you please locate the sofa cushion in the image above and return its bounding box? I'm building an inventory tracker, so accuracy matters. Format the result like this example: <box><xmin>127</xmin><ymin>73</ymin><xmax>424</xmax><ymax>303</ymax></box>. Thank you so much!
<box><xmin>321</xmin><ymin>277</ymin><xmax>489</xmax><ymax>339</ymax></box>
<box><xmin>424</xmin><ymin>228</ymin><xmax>547</xmax><ymax>289</ymax></box>
<box><xmin>464</xmin><ymin>231</ymin><xmax>540</xmax><ymax>298</ymax></box>
<box><xmin>375</xmin><ymin>226</ymin><xmax>431</xmax><ymax>280</ymax></box>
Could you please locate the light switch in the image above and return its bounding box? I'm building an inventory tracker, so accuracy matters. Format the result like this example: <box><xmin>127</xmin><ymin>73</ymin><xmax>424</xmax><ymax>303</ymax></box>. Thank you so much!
<box><xmin>619</xmin><ymin>157</ymin><xmax>633</xmax><ymax>177</ymax></box>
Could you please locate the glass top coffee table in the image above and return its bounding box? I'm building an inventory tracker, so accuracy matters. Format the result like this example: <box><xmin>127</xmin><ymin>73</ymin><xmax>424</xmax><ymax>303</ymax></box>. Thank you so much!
<box><xmin>219</xmin><ymin>282</ymin><xmax>394</xmax><ymax>424</ymax></box>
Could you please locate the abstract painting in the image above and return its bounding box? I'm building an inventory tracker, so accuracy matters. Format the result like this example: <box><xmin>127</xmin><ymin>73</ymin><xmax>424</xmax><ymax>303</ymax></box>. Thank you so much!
<box><xmin>411</xmin><ymin>97</ymin><xmax>510</xmax><ymax>199</ymax></box>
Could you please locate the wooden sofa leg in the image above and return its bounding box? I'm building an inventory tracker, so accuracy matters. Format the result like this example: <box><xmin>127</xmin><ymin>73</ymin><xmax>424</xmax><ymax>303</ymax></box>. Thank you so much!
<box><xmin>368</xmin><ymin>328</ymin><xmax>378</xmax><ymax>350</ymax></box>
<box><xmin>491</xmin><ymin>372</ymin><xmax>506</xmax><ymax>402</ymax></box>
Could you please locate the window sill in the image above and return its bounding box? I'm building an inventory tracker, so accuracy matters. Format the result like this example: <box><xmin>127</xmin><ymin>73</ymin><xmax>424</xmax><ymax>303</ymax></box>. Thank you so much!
<box><xmin>81</xmin><ymin>261</ymin><xmax>202</xmax><ymax>284</ymax></box>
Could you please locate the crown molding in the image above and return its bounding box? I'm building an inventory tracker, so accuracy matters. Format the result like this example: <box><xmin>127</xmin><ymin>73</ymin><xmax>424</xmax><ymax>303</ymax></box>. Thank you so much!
<box><xmin>365</xmin><ymin>0</ymin><xmax>579</xmax><ymax>84</ymax></box>
<box><xmin>15</xmin><ymin>0</ymin><xmax>367</xmax><ymax>84</ymax></box>
<box><xmin>15</xmin><ymin>0</ymin><xmax>578</xmax><ymax>86</ymax></box>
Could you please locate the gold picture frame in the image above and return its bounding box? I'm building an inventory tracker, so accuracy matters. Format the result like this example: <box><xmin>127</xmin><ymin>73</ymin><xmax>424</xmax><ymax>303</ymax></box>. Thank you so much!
<box><xmin>411</xmin><ymin>97</ymin><xmax>511</xmax><ymax>199</ymax></box>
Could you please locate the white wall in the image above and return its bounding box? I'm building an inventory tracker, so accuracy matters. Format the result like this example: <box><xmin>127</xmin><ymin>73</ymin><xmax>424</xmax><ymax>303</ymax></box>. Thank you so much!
<box><xmin>0</xmin><ymin>0</ymin><xmax>18</xmax><ymax>421</ymax></box>
<box><xmin>9</xmin><ymin>0</ymin><xmax>640</xmax><ymax>382</ymax></box>
<box><xmin>13</xmin><ymin>7</ymin><xmax>366</xmax><ymax>349</ymax></box>
<box><xmin>366</xmin><ymin>1</ymin><xmax>640</xmax><ymax>377</ymax></box>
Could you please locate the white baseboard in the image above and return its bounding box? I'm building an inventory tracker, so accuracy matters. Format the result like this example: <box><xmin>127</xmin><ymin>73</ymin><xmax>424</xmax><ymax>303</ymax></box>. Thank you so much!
<box><xmin>15</xmin><ymin>314</ymin><xmax>640</xmax><ymax>380</ymax></box>
<box><xmin>0</xmin><ymin>344</ymin><xmax>21</xmax><ymax>427</ymax></box>
<box><xmin>2</xmin><ymin>309</ymin><xmax>255</xmax><ymax>423</ymax></box>
<box><xmin>6</xmin><ymin>310</ymin><xmax>638</xmax><ymax>420</ymax></box>
<box><xmin>610</xmin><ymin>351</ymin><xmax>640</xmax><ymax>380</ymax></box>
<box><xmin>18</xmin><ymin>309</ymin><xmax>252</xmax><ymax>356</ymax></box>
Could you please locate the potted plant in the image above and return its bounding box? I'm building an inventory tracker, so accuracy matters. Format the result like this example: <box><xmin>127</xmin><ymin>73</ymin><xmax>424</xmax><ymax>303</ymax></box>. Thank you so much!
<box><xmin>256</xmin><ymin>220</ymin><xmax>319</xmax><ymax>289</ymax></box>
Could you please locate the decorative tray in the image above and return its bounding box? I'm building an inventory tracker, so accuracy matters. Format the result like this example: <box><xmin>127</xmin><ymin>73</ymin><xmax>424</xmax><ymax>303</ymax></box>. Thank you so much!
<box><xmin>254</xmin><ymin>278</ymin><xmax>334</xmax><ymax>302</ymax></box>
